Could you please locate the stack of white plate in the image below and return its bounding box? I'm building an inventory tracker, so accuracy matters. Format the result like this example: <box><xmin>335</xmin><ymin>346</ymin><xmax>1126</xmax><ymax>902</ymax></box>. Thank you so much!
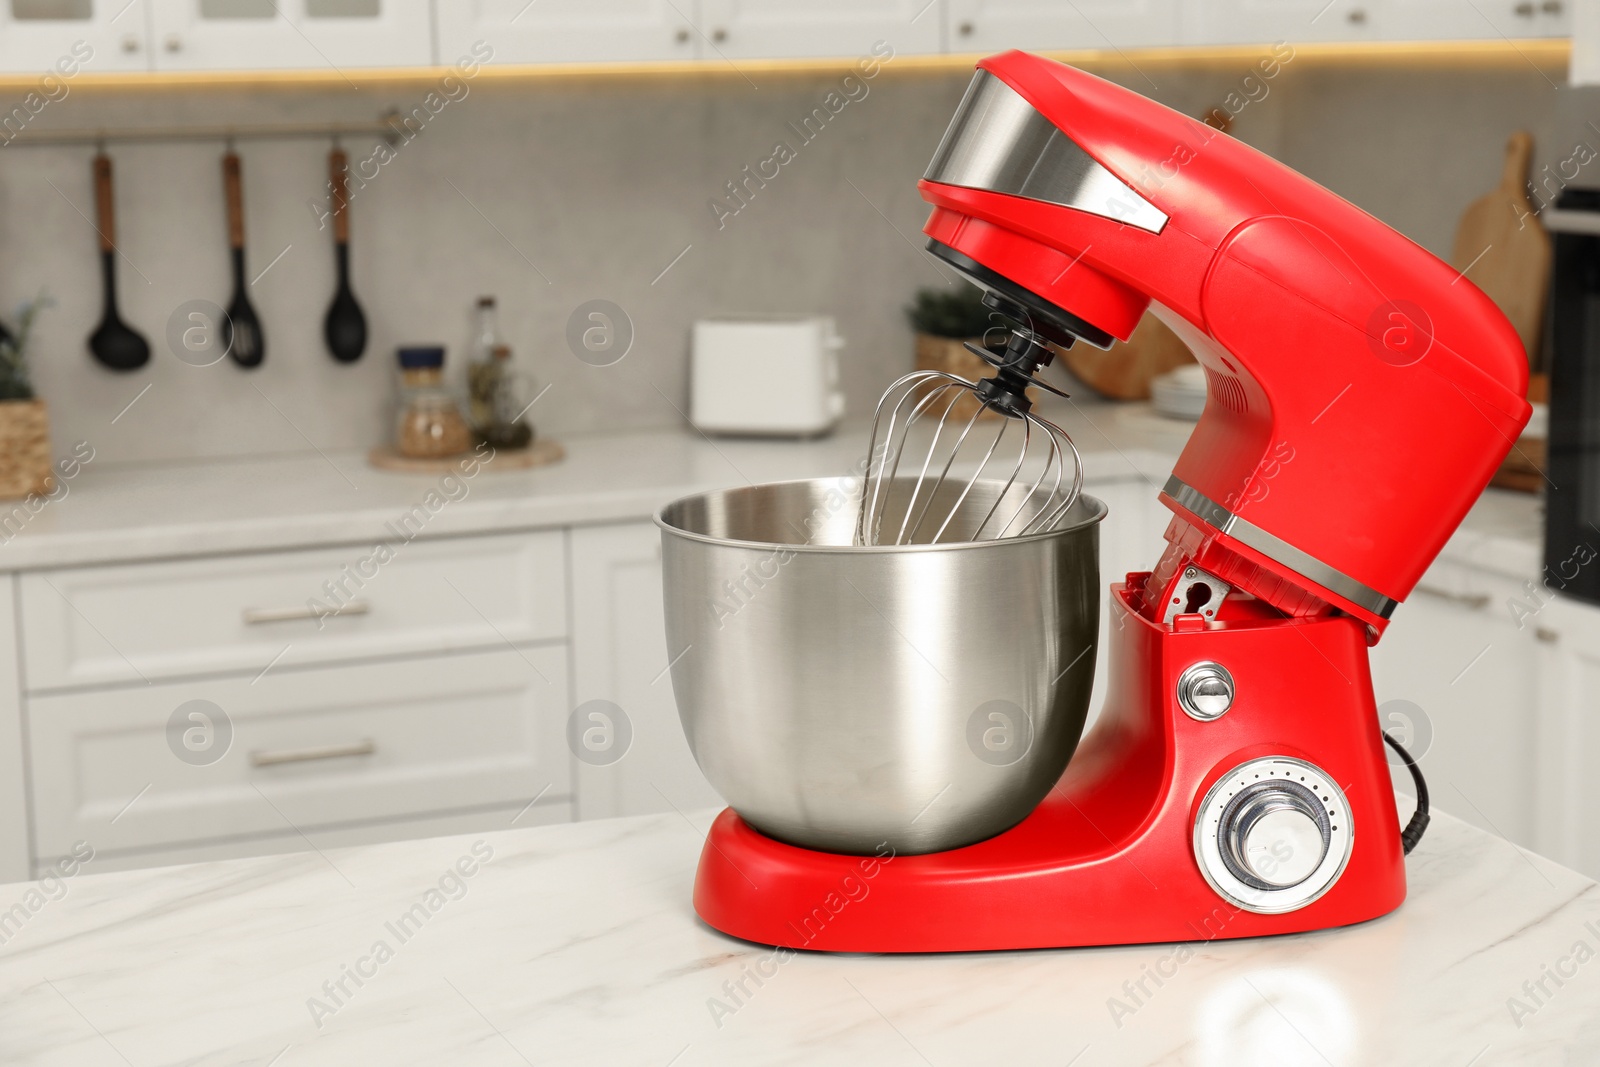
<box><xmin>1150</xmin><ymin>364</ymin><xmax>1208</xmax><ymax>421</ymax></box>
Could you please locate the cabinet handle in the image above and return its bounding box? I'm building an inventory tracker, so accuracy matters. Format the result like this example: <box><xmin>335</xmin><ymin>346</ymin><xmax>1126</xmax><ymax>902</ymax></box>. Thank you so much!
<box><xmin>675</xmin><ymin>27</ymin><xmax>690</xmax><ymax>43</ymax></box>
<box><xmin>711</xmin><ymin>27</ymin><xmax>727</xmax><ymax>43</ymax></box>
<box><xmin>1412</xmin><ymin>583</ymin><xmax>1490</xmax><ymax>609</ymax></box>
<box><xmin>1346</xmin><ymin>7</ymin><xmax>1368</xmax><ymax>22</ymax></box>
<box><xmin>958</xmin><ymin>20</ymin><xmax>975</xmax><ymax>35</ymax></box>
<box><xmin>1541</xmin><ymin>0</ymin><xmax>1563</xmax><ymax>13</ymax></box>
<box><xmin>242</xmin><ymin>600</ymin><xmax>370</xmax><ymax>625</ymax></box>
<box><xmin>121</xmin><ymin>34</ymin><xmax>141</xmax><ymax>53</ymax></box>
<box><xmin>164</xmin><ymin>33</ymin><xmax>182</xmax><ymax>53</ymax></box>
<box><xmin>1536</xmin><ymin>626</ymin><xmax>1560</xmax><ymax>643</ymax></box>
<box><xmin>1514</xmin><ymin>0</ymin><xmax>1535</xmax><ymax>14</ymax></box>
<box><xmin>251</xmin><ymin>739</ymin><xmax>376</xmax><ymax>767</ymax></box>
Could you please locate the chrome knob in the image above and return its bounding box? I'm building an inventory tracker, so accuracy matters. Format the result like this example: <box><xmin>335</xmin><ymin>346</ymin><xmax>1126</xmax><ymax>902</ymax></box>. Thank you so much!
<box><xmin>121</xmin><ymin>33</ymin><xmax>141</xmax><ymax>53</ymax></box>
<box><xmin>164</xmin><ymin>33</ymin><xmax>182</xmax><ymax>53</ymax></box>
<box><xmin>1193</xmin><ymin>756</ymin><xmax>1353</xmax><ymax>914</ymax></box>
<box><xmin>1177</xmin><ymin>661</ymin><xmax>1233</xmax><ymax>721</ymax></box>
<box><xmin>1223</xmin><ymin>784</ymin><xmax>1328</xmax><ymax>888</ymax></box>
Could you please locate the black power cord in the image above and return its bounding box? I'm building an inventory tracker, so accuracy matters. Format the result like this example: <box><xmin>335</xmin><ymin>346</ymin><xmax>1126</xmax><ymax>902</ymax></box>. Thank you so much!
<box><xmin>1383</xmin><ymin>732</ymin><xmax>1430</xmax><ymax>855</ymax></box>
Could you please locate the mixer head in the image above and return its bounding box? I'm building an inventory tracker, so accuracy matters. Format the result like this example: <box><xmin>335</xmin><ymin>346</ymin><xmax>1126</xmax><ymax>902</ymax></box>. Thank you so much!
<box><xmin>855</xmin><ymin>286</ymin><xmax>1086</xmax><ymax>547</ymax></box>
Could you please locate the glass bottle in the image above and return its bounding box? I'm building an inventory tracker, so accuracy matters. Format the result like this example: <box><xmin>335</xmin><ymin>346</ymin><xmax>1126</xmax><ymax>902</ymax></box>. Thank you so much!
<box><xmin>466</xmin><ymin>296</ymin><xmax>500</xmax><ymax>436</ymax></box>
<box><xmin>482</xmin><ymin>344</ymin><xmax>534</xmax><ymax>450</ymax></box>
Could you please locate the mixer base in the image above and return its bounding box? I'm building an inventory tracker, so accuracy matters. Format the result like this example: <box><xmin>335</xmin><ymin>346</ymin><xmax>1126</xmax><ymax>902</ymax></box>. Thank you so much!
<box><xmin>692</xmin><ymin>581</ymin><xmax>1409</xmax><ymax>952</ymax></box>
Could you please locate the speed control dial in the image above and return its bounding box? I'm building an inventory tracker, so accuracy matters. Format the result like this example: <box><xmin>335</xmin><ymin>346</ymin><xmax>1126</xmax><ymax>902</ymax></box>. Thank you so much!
<box><xmin>1193</xmin><ymin>757</ymin><xmax>1353</xmax><ymax>914</ymax></box>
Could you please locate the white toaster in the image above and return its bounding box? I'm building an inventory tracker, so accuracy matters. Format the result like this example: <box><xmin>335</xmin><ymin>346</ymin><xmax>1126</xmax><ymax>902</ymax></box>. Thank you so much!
<box><xmin>690</xmin><ymin>317</ymin><xmax>846</xmax><ymax>436</ymax></box>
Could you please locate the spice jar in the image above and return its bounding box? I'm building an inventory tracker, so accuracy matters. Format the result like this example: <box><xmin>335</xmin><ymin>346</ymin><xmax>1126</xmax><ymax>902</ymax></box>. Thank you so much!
<box><xmin>394</xmin><ymin>346</ymin><xmax>471</xmax><ymax>459</ymax></box>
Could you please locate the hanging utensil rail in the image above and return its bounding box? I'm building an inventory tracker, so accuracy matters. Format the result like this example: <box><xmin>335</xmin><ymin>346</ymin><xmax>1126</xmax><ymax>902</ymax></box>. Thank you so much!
<box><xmin>2</xmin><ymin>114</ymin><xmax>402</xmax><ymax>149</ymax></box>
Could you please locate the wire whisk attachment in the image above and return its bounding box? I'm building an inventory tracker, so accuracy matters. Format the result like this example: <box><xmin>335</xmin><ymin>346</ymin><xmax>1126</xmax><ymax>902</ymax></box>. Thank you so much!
<box><xmin>855</xmin><ymin>328</ymin><xmax>1084</xmax><ymax>547</ymax></box>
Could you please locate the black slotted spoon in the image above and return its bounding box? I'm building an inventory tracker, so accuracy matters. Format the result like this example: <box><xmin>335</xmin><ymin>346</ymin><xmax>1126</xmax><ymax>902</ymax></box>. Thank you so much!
<box><xmin>221</xmin><ymin>149</ymin><xmax>264</xmax><ymax>368</ymax></box>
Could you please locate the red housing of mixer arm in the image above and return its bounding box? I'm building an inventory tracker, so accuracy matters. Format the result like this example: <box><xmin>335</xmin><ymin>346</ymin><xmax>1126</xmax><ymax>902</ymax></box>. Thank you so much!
<box><xmin>920</xmin><ymin>51</ymin><xmax>1531</xmax><ymax>631</ymax></box>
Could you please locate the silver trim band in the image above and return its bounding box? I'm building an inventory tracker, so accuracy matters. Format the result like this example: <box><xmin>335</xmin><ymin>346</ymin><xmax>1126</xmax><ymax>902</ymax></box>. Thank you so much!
<box><xmin>924</xmin><ymin>70</ymin><xmax>1168</xmax><ymax>234</ymax></box>
<box><xmin>1163</xmin><ymin>475</ymin><xmax>1400</xmax><ymax>619</ymax></box>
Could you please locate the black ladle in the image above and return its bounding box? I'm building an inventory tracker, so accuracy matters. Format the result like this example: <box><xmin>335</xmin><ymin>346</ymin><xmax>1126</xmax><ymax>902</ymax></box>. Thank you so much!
<box><xmin>88</xmin><ymin>153</ymin><xmax>149</xmax><ymax>372</ymax></box>
<box><xmin>323</xmin><ymin>148</ymin><xmax>367</xmax><ymax>363</ymax></box>
<box><xmin>221</xmin><ymin>150</ymin><xmax>264</xmax><ymax>368</ymax></box>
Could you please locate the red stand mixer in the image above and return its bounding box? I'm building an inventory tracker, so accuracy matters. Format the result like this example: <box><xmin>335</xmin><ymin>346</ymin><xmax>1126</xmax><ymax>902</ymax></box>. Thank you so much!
<box><xmin>683</xmin><ymin>52</ymin><xmax>1531</xmax><ymax>951</ymax></box>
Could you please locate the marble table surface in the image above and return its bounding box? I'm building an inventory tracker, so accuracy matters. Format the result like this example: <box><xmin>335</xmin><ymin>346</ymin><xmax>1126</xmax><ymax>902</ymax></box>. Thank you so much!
<box><xmin>0</xmin><ymin>803</ymin><xmax>1596</xmax><ymax>1066</ymax></box>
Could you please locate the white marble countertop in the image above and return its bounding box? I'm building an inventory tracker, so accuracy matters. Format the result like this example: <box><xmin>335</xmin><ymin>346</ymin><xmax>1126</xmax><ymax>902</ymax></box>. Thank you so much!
<box><xmin>0</xmin><ymin>399</ymin><xmax>1542</xmax><ymax>584</ymax></box>
<box><xmin>0</xmin><ymin>804</ymin><xmax>1596</xmax><ymax>1065</ymax></box>
<box><xmin>1446</xmin><ymin>484</ymin><xmax>1545</xmax><ymax>583</ymax></box>
<box><xmin>0</xmin><ymin>399</ymin><xmax>1190</xmax><ymax>571</ymax></box>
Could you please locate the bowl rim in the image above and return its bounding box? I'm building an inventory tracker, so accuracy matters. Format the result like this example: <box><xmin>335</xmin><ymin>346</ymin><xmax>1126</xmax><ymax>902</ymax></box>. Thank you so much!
<box><xmin>653</xmin><ymin>476</ymin><xmax>1107</xmax><ymax>555</ymax></box>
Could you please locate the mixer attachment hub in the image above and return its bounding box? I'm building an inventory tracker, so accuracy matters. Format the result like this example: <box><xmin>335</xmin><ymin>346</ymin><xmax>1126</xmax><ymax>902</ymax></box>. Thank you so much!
<box><xmin>966</xmin><ymin>326</ymin><xmax>1060</xmax><ymax>417</ymax></box>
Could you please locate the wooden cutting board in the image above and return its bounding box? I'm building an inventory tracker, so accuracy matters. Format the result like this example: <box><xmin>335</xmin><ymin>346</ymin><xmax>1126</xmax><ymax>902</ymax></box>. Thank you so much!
<box><xmin>368</xmin><ymin>438</ymin><xmax>563</xmax><ymax>473</ymax></box>
<box><xmin>1059</xmin><ymin>311</ymin><xmax>1193</xmax><ymax>401</ymax></box>
<box><xmin>1450</xmin><ymin>131</ymin><xmax>1550</xmax><ymax>363</ymax></box>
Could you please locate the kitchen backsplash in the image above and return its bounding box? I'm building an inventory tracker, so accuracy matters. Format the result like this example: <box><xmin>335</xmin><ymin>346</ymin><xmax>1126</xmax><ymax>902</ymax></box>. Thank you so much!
<box><xmin>0</xmin><ymin>49</ymin><xmax>1590</xmax><ymax>465</ymax></box>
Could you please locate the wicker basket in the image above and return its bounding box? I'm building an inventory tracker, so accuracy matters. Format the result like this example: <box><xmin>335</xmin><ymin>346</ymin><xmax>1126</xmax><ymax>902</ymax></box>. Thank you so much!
<box><xmin>913</xmin><ymin>334</ymin><xmax>1036</xmax><ymax>421</ymax></box>
<box><xmin>0</xmin><ymin>399</ymin><xmax>53</xmax><ymax>500</ymax></box>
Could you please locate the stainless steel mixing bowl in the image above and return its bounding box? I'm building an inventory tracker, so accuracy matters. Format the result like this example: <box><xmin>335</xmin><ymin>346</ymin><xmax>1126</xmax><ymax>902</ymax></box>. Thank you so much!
<box><xmin>656</xmin><ymin>476</ymin><xmax>1104</xmax><ymax>855</ymax></box>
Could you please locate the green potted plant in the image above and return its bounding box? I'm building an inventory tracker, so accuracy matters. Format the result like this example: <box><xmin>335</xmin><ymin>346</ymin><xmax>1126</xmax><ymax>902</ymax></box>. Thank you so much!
<box><xmin>0</xmin><ymin>297</ymin><xmax>55</xmax><ymax>501</ymax></box>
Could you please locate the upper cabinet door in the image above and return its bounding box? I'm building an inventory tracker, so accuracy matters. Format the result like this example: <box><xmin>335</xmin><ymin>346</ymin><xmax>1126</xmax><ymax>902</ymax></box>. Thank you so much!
<box><xmin>1381</xmin><ymin>0</ymin><xmax>1569</xmax><ymax>40</ymax></box>
<box><xmin>946</xmin><ymin>0</ymin><xmax>1185</xmax><ymax>50</ymax></box>
<box><xmin>697</xmin><ymin>0</ymin><xmax>943</xmax><ymax>59</ymax></box>
<box><xmin>1194</xmin><ymin>0</ymin><xmax>1379</xmax><ymax>43</ymax></box>
<box><xmin>148</xmin><ymin>0</ymin><xmax>432</xmax><ymax>71</ymax></box>
<box><xmin>436</xmin><ymin>0</ymin><xmax>701</xmax><ymax>64</ymax></box>
<box><xmin>0</xmin><ymin>0</ymin><xmax>152</xmax><ymax>74</ymax></box>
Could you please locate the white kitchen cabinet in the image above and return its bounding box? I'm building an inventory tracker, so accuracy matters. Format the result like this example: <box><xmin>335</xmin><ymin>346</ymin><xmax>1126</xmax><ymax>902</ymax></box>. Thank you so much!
<box><xmin>570</xmin><ymin>522</ymin><xmax>723</xmax><ymax>821</ymax></box>
<box><xmin>1194</xmin><ymin>0</ymin><xmax>1379</xmax><ymax>44</ymax></box>
<box><xmin>698</xmin><ymin>0</ymin><xmax>942</xmax><ymax>59</ymax></box>
<box><xmin>18</xmin><ymin>531</ymin><xmax>566</xmax><ymax>691</ymax></box>
<box><xmin>1531</xmin><ymin>593</ymin><xmax>1600</xmax><ymax>879</ymax></box>
<box><xmin>946</xmin><ymin>0</ymin><xmax>1185</xmax><ymax>52</ymax></box>
<box><xmin>0</xmin><ymin>0</ymin><xmax>150</xmax><ymax>74</ymax></box>
<box><xmin>435</xmin><ymin>0</ymin><xmax>701</xmax><ymax>65</ymax></box>
<box><xmin>1382</xmin><ymin>0</ymin><xmax>1569</xmax><ymax>40</ymax></box>
<box><xmin>28</xmin><ymin>645</ymin><xmax>569</xmax><ymax>857</ymax></box>
<box><xmin>148</xmin><ymin>0</ymin><xmax>431</xmax><ymax>70</ymax></box>
<box><xmin>1368</xmin><ymin>559</ymin><xmax>1539</xmax><ymax>848</ymax></box>
<box><xmin>0</xmin><ymin>578</ymin><xmax>28</xmax><ymax>884</ymax></box>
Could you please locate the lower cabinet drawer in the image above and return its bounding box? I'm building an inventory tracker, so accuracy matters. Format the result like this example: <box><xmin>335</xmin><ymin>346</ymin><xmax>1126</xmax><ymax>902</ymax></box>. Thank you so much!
<box><xmin>27</xmin><ymin>646</ymin><xmax>570</xmax><ymax>857</ymax></box>
<box><xmin>18</xmin><ymin>530</ymin><xmax>567</xmax><ymax>691</ymax></box>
